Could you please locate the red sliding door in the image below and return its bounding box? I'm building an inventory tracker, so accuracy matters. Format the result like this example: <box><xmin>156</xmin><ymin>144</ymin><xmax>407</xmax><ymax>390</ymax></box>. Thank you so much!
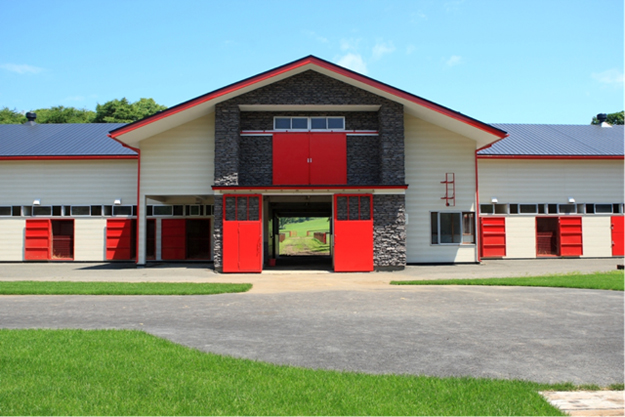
<box><xmin>25</xmin><ymin>219</ymin><xmax>51</xmax><ymax>260</ymax></box>
<box><xmin>558</xmin><ymin>216</ymin><xmax>583</xmax><ymax>257</ymax></box>
<box><xmin>611</xmin><ymin>216</ymin><xmax>624</xmax><ymax>256</ymax></box>
<box><xmin>480</xmin><ymin>217</ymin><xmax>506</xmax><ymax>258</ymax></box>
<box><xmin>162</xmin><ymin>219</ymin><xmax>186</xmax><ymax>260</ymax></box>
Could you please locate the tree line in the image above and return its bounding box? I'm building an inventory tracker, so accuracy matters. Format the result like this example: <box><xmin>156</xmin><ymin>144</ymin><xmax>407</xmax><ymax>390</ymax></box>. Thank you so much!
<box><xmin>0</xmin><ymin>98</ymin><xmax>167</xmax><ymax>124</ymax></box>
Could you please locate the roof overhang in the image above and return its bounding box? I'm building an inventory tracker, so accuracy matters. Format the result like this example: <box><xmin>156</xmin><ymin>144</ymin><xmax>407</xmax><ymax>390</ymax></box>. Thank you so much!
<box><xmin>109</xmin><ymin>55</ymin><xmax>507</xmax><ymax>149</ymax></box>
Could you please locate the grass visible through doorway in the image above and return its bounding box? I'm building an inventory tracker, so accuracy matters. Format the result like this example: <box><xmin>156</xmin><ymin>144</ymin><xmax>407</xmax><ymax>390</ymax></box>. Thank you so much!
<box><xmin>391</xmin><ymin>271</ymin><xmax>624</xmax><ymax>291</ymax></box>
<box><xmin>279</xmin><ymin>217</ymin><xmax>330</xmax><ymax>256</ymax></box>
<box><xmin>0</xmin><ymin>329</ymin><xmax>576</xmax><ymax>416</ymax></box>
<box><xmin>0</xmin><ymin>281</ymin><xmax>252</xmax><ymax>295</ymax></box>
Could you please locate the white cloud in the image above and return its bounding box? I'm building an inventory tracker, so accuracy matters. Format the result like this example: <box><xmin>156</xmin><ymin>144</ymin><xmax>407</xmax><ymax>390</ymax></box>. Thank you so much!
<box><xmin>0</xmin><ymin>63</ymin><xmax>44</xmax><ymax>74</ymax></box>
<box><xmin>591</xmin><ymin>69</ymin><xmax>624</xmax><ymax>85</ymax></box>
<box><xmin>446</xmin><ymin>55</ymin><xmax>463</xmax><ymax>67</ymax></box>
<box><xmin>340</xmin><ymin>38</ymin><xmax>361</xmax><ymax>51</ymax></box>
<box><xmin>372</xmin><ymin>41</ymin><xmax>395</xmax><ymax>60</ymax></box>
<box><xmin>406</xmin><ymin>45</ymin><xmax>416</xmax><ymax>55</ymax></box>
<box><xmin>336</xmin><ymin>53</ymin><xmax>368</xmax><ymax>74</ymax></box>
<box><xmin>303</xmin><ymin>30</ymin><xmax>328</xmax><ymax>43</ymax></box>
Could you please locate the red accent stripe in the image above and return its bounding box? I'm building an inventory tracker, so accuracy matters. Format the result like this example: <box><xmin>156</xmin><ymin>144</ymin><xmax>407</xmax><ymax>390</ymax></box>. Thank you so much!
<box><xmin>212</xmin><ymin>185</ymin><xmax>408</xmax><ymax>190</ymax></box>
<box><xmin>109</xmin><ymin>56</ymin><xmax>507</xmax><ymax>140</ymax></box>
<box><xmin>477</xmin><ymin>155</ymin><xmax>624</xmax><ymax>160</ymax></box>
<box><xmin>0</xmin><ymin>155</ymin><xmax>137</xmax><ymax>160</ymax></box>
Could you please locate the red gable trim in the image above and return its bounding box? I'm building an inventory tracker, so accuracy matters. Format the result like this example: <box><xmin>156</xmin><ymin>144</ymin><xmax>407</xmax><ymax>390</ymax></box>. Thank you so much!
<box><xmin>0</xmin><ymin>155</ymin><xmax>137</xmax><ymax>161</ymax></box>
<box><xmin>109</xmin><ymin>56</ymin><xmax>506</xmax><ymax>140</ymax></box>
<box><xmin>477</xmin><ymin>155</ymin><xmax>624</xmax><ymax>160</ymax></box>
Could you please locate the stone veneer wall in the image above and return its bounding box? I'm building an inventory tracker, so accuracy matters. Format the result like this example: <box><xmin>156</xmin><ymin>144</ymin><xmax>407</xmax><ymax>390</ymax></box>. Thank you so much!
<box><xmin>373</xmin><ymin>194</ymin><xmax>406</xmax><ymax>268</ymax></box>
<box><xmin>214</xmin><ymin>103</ymin><xmax>240</xmax><ymax>186</ymax></box>
<box><xmin>239</xmin><ymin>136</ymin><xmax>272</xmax><ymax>186</ymax></box>
<box><xmin>378</xmin><ymin>102</ymin><xmax>405</xmax><ymax>185</ymax></box>
<box><xmin>347</xmin><ymin>136</ymin><xmax>379</xmax><ymax>185</ymax></box>
<box><xmin>213</xmin><ymin>195</ymin><xmax>223</xmax><ymax>269</ymax></box>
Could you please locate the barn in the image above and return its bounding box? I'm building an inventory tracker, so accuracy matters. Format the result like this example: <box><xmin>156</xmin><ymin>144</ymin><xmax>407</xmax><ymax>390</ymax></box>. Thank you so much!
<box><xmin>0</xmin><ymin>56</ymin><xmax>623</xmax><ymax>271</ymax></box>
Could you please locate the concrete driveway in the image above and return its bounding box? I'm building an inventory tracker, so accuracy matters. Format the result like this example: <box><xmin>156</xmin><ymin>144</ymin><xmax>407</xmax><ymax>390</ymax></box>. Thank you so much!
<box><xmin>0</xmin><ymin>259</ymin><xmax>622</xmax><ymax>386</ymax></box>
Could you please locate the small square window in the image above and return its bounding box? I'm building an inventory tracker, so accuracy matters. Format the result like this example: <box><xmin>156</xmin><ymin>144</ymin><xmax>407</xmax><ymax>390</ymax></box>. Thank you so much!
<box><xmin>103</xmin><ymin>205</ymin><xmax>113</xmax><ymax>216</ymax></box>
<box><xmin>52</xmin><ymin>206</ymin><xmax>62</xmax><ymax>216</ymax></box>
<box><xmin>311</xmin><ymin>118</ymin><xmax>327</xmax><ymax>129</ymax></box>
<box><xmin>327</xmin><ymin>117</ymin><xmax>344</xmax><ymax>129</ymax></box>
<box><xmin>558</xmin><ymin>204</ymin><xmax>576</xmax><ymax>214</ymax></box>
<box><xmin>188</xmin><ymin>205</ymin><xmax>200</xmax><ymax>216</ymax></box>
<box><xmin>274</xmin><ymin>118</ymin><xmax>290</xmax><ymax>129</ymax></box>
<box><xmin>291</xmin><ymin>118</ymin><xmax>308</xmax><ymax>129</ymax></box>
<box><xmin>494</xmin><ymin>204</ymin><xmax>508</xmax><ymax>214</ymax></box>
<box><xmin>91</xmin><ymin>206</ymin><xmax>102</xmax><ymax>216</ymax></box>
<box><xmin>63</xmin><ymin>206</ymin><xmax>71</xmax><ymax>216</ymax></box>
<box><xmin>480</xmin><ymin>204</ymin><xmax>494</xmax><ymax>214</ymax></box>
<box><xmin>153</xmin><ymin>205</ymin><xmax>173</xmax><ymax>216</ymax></box>
<box><xmin>12</xmin><ymin>206</ymin><xmax>21</xmax><ymax>216</ymax></box>
<box><xmin>519</xmin><ymin>204</ymin><xmax>537</xmax><ymax>214</ymax></box>
<box><xmin>0</xmin><ymin>206</ymin><xmax>11</xmax><ymax>216</ymax></box>
<box><xmin>33</xmin><ymin>206</ymin><xmax>52</xmax><ymax>216</ymax></box>
<box><xmin>548</xmin><ymin>204</ymin><xmax>558</xmax><ymax>214</ymax></box>
<box><xmin>585</xmin><ymin>204</ymin><xmax>595</xmax><ymax>214</ymax></box>
<box><xmin>509</xmin><ymin>204</ymin><xmax>519</xmax><ymax>214</ymax></box>
<box><xmin>23</xmin><ymin>206</ymin><xmax>32</xmax><ymax>216</ymax></box>
<box><xmin>146</xmin><ymin>205</ymin><xmax>153</xmax><ymax>216</ymax></box>
<box><xmin>173</xmin><ymin>205</ymin><xmax>184</xmax><ymax>216</ymax></box>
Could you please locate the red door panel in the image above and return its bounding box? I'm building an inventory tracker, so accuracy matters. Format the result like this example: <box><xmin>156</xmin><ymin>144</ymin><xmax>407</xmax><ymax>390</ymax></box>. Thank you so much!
<box><xmin>273</xmin><ymin>133</ymin><xmax>309</xmax><ymax>185</ymax></box>
<box><xmin>480</xmin><ymin>217</ymin><xmax>506</xmax><ymax>258</ymax></box>
<box><xmin>310</xmin><ymin>133</ymin><xmax>347</xmax><ymax>185</ymax></box>
<box><xmin>559</xmin><ymin>216</ymin><xmax>583</xmax><ymax>257</ymax></box>
<box><xmin>334</xmin><ymin>195</ymin><xmax>373</xmax><ymax>272</ymax></box>
<box><xmin>106</xmin><ymin>219</ymin><xmax>133</xmax><ymax>260</ymax></box>
<box><xmin>611</xmin><ymin>216</ymin><xmax>624</xmax><ymax>256</ymax></box>
<box><xmin>222</xmin><ymin>195</ymin><xmax>263</xmax><ymax>273</ymax></box>
<box><xmin>162</xmin><ymin>219</ymin><xmax>186</xmax><ymax>260</ymax></box>
<box><xmin>238</xmin><ymin>222</ymin><xmax>262</xmax><ymax>272</ymax></box>
<box><xmin>25</xmin><ymin>219</ymin><xmax>51</xmax><ymax>260</ymax></box>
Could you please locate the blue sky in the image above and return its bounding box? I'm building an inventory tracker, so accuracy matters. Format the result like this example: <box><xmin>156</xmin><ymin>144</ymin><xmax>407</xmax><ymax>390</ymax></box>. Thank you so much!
<box><xmin>1</xmin><ymin>0</ymin><xmax>622</xmax><ymax>124</ymax></box>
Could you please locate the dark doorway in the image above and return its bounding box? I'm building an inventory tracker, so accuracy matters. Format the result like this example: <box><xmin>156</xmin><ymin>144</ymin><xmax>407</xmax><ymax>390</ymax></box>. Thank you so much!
<box><xmin>186</xmin><ymin>219</ymin><xmax>211</xmax><ymax>260</ymax></box>
<box><xmin>146</xmin><ymin>219</ymin><xmax>156</xmax><ymax>260</ymax></box>
<box><xmin>536</xmin><ymin>217</ymin><xmax>558</xmax><ymax>256</ymax></box>
<box><xmin>51</xmin><ymin>220</ymin><xmax>74</xmax><ymax>259</ymax></box>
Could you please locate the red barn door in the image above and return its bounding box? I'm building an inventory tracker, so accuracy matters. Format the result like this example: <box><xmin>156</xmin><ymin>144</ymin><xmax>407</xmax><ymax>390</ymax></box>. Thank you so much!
<box><xmin>309</xmin><ymin>133</ymin><xmax>347</xmax><ymax>185</ymax></box>
<box><xmin>106</xmin><ymin>219</ymin><xmax>134</xmax><ymax>260</ymax></box>
<box><xmin>222</xmin><ymin>195</ymin><xmax>262</xmax><ymax>273</ymax></box>
<box><xmin>334</xmin><ymin>194</ymin><xmax>373</xmax><ymax>272</ymax></box>
<box><xmin>25</xmin><ymin>219</ymin><xmax>51</xmax><ymax>260</ymax></box>
<box><xmin>611</xmin><ymin>216</ymin><xmax>624</xmax><ymax>256</ymax></box>
<box><xmin>273</xmin><ymin>133</ymin><xmax>309</xmax><ymax>185</ymax></box>
<box><xmin>559</xmin><ymin>216</ymin><xmax>583</xmax><ymax>257</ymax></box>
<box><xmin>480</xmin><ymin>217</ymin><xmax>506</xmax><ymax>258</ymax></box>
<box><xmin>162</xmin><ymin>219</ymin><xmax>186</xmax><ymax>260</ymax></box>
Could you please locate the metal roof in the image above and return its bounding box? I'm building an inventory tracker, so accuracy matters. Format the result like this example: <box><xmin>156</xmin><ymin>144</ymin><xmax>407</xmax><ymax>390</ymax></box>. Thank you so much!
<box><xmin>480</xmin><ymin>124</ymin><xmax>624</xmax><ymax>156</ymax></box>
<box><xmin>0</xmin><ymin>123</ymin><xmax>135</xmax><ymax>156</ymax></box>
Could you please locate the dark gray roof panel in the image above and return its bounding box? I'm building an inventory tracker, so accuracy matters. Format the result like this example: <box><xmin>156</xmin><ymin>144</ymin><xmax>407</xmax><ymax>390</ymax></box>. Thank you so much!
<box><xmin>480</xmin><ymin>124</ymin><xmax>624</xmax><ymax>156</ymax></box>
<box><xmin>0</xmin><ymin>123</ymin><xmax>135</xmax><ymax>156</ymax></box>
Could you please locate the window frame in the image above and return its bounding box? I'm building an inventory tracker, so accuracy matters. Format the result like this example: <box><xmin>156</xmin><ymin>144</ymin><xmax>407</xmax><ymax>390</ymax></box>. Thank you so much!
<box><xmin>430</xmin><ymin>211</ymin><xmax>476</xmax><ymax>246</ymax></box>
<box><xmin>112</xmin><ymin>205</ymin><xmax>133</xmax><ymax>217</ymax></box>
<box><xmin>152</xmin><ymin>205</ymin><xmax>174</xmax><ymax>217</ymax></box>
<box><xmin>273</xmin><ymin>116</ymin><xmax>346</xmax><ymax>131</ymax></box>
<box><xmin>70</xmin><ymin>206</ymin><xmax>91</xmax><ymax>217</ymax></box>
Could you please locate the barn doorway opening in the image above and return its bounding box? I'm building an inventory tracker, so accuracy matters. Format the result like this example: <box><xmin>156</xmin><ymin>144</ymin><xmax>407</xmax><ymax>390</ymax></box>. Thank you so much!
<box><xmin>536</xmin><ymin>217</ymin><xmax>559</xmax><ymax>256</ymax></box>
<box><xmin>266</xmin><ymin>196</ymin><xmax>332</xmax><ymax>271</ymax></box>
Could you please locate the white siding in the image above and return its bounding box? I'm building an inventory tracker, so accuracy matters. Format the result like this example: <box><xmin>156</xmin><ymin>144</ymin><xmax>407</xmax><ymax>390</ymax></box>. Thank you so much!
<box><xmin>0</xmin><ymin>160</ymin><xmax>136</xmax><ymax>205</ymax></box>
<box><xmin>404</xmin><ymin>114</ymin><xmax>477</xmax><ymax>263</ymax></box>
<box><xmin>582</xmin><ymin>216</ymin><xmax>611</xmax><ymax>257</ymax></box>
<box><xmin>479</xmin><ymin>159</ymin><xmax>624</xmax><ymax>204</ymax></box>
<box><xmin>505</xmin><ymin>217</ymin><xmax>537</xmax><ymax>258</ymax></box>
<box><xmin>74</xmin><ymin>218</ymin><xmax>107</xmax><ymax>261</ymax></box>
<box><xmin>140</xmin><ymin>113</ymin><xmax>215</xmax><ymax>196</ymax></box>
<box><xmin>0</xmin><ymin>219</ymin><xmax>24</xmax><ymax>261</ymax></box>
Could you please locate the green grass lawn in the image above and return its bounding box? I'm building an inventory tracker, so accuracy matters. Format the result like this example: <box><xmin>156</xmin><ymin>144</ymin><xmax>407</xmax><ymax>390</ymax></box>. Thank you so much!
<box><xmin>279</xmin><ymin>217</ymin><xmax>331</xmax><ymax>255</ymax></box>
<box><xmin>391</xmin><ymin>271</ymin><xmax>624</xmax><ymax>291</ymax></box>
<box><xmin>280</xmin><ymin>217</ymin><xmax>330</xmax><ymax>237</ymax></box>
<box><xmin>0</xmin><ymin>329</ymin><xmax>574</xmax><ymax>416</ymax></box>
<box><xmin>0</xmin><ymin>281</ymin><xmax>252</xmax><ymax>295</ymax></box>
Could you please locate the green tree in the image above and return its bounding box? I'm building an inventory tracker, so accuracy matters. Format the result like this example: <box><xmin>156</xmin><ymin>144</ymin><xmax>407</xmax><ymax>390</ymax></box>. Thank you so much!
<box><xmin>0</xmin><ymin>107</ymin><xmax>26</xmax><ymax>124</ymax></box>
<box><xmin>32</xmin><ymin>106</ymin><xmax>96</xmax><ymax>124</ymax></box>
<box><xmin>93</xmin><ymin>98</ymin><xmax>167</xmax><ymax>123</ymax></box>
<box><xmin>591</xmin><ymin>111</ymin><xmax>624</xmax><ymax>125</ymax></box>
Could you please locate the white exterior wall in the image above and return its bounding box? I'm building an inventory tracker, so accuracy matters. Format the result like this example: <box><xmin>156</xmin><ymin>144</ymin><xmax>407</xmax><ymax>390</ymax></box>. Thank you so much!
<box><xmin>404</xmin><ymin>114</ymin><xmax>478</xmax><ymax>263</ymax></box>
<box><xmin>582</xmin><ymin>216</ymin><xmax>612</xmax><ymax>257</ymax></box>
<box><xmin>478</xmin><ymin>159</ymin><xmax>624</xmax><ymax>204</ymax></box>
<box><xmin>0</xmin><ymin>219</ymin><xmax>24</xmax><ymax>261</ymax></box>
<box><xmin>74</xmin><ymin>218</ymin><xmax>107</xmax><ymax>261</ymax></box>
<box><xmin>0</xmin><ymin>160</ymin><xmax>136</xmax><ymax>205</ymax></box>
<box><xmin>505</xmin><ymin>217</ymin><xmax>537</xmax><ymax>258</ymax></box>
<box><xmin>138</xmin><ymin>113</ymin><xmax>215</xmax><ymax>263</ymax></box>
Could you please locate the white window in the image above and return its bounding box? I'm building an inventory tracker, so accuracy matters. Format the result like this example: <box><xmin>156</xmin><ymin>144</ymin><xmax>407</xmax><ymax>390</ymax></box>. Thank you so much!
<box><xmin>32</xmin><ymin>206</ymin><xmax>52</xmax><ymax>216</ymax></box>
<box><xmin>71</xmin><ymin>206</ymin><xmax>90</xmax><ymax>216</ymax></box>
<box><xmin>273</xmin><ymin>116</ymin><xmax>345</xmax><ymax>131</ymax></box>
<box><xmin>431</xmin><ymin>212</ymin><xmax>475</xmax><ymax>245</ymax></box>
<box><xmin>558</xmin><ymin>204</ymin><xmax>577</xmax><ymax>214</ymax></box>
<box><xmin>113</xmin><ymin>205</ymin><xmax>132</xmax><ymax>216</ymax></box>
<box><xmin>186</xmin><ymin>205</ymin><xmax>201</xmax><ymax>216</ymax></box>
<box><xmin>153</xmin><ymin>205</ymin><xmax>173</xmax><ymax>216</ymax></box>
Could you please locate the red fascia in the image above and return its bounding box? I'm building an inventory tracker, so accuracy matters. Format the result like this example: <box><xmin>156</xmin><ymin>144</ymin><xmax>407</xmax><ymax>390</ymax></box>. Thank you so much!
<box><xmin>477</xmin><ymin>154</ymin><xmax>624</xmax><ymax>160</ymax></box>
<box><xmin>212</xmin><ymin>185</ymin><xmax>409</xmax><ymax>190</ymax></box>
<box><xmin>0</xmin><ymin>155</ymin><xmax>137</xmax><ymax>160</ymax></box>
<box><xmin>107</xmin><ymin>134</ymin><xmax>140</xmax><ymax>153</ymax></box>
<box><xmin>109</xmin><ymin>56</ymin><xmax>507</xmax><ymax>140</ymax></box>
<box><xmin>476</xmin><ymin>134</ymin><xmax>509</xmax><ymax>152</ymax></box>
